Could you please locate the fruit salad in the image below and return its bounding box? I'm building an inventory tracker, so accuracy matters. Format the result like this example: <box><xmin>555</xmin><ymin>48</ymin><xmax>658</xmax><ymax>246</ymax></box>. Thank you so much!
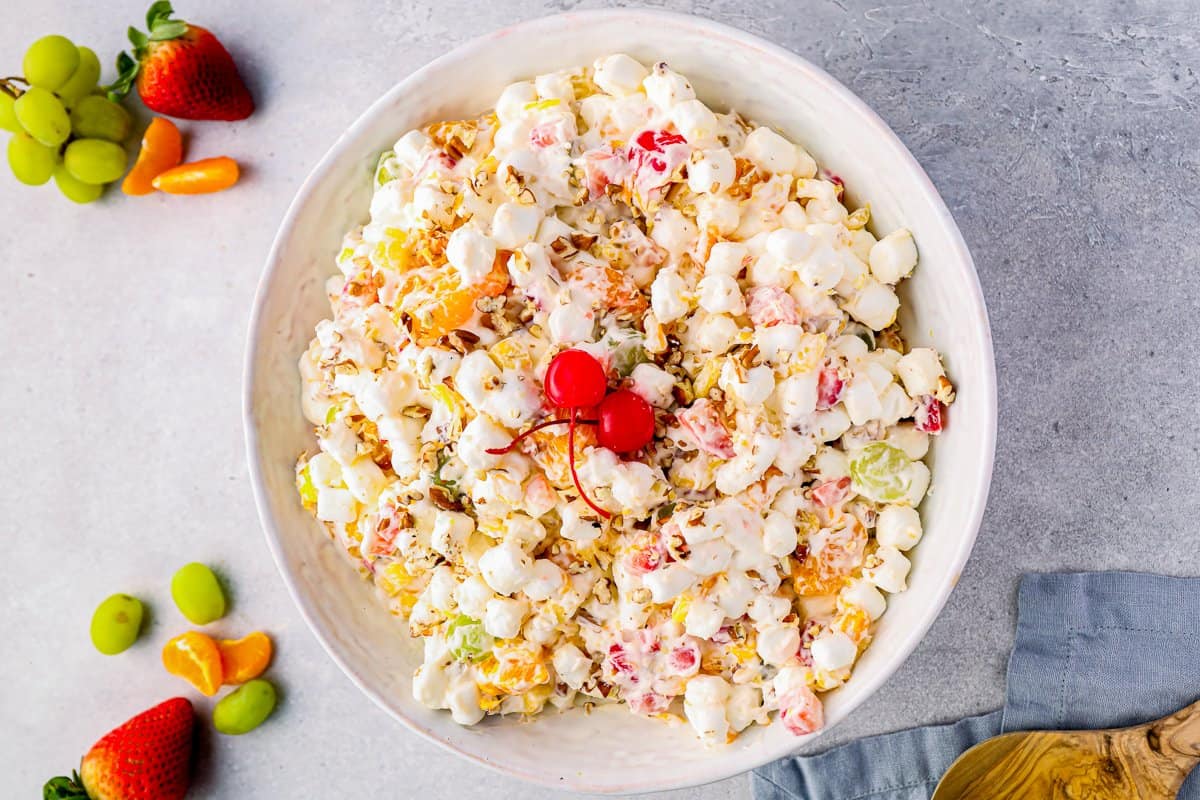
<box><xmin>295</xmin><ymin>55</ymin><xmax>955</xmax><ymax>745</ymax></box>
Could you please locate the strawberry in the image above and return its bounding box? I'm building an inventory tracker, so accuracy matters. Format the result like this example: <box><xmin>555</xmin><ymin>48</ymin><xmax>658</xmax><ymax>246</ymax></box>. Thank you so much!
<box><xmin>44</xmin><ymin>697</ymin><xmax>194</xmax><ymax>800</ymax></box>
<box><xmin>108</xmin><ymin>2</ymin><xmax>254</xmax><ymax>121</ymax></box>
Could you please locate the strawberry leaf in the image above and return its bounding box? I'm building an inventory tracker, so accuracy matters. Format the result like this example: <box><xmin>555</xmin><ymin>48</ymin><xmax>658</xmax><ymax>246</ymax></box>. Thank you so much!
<box><xmin>148</xmin><ymin>20</ymin><xmax>188</xmax><ymax>41</ymax></box>
<box><xmin>146</xmin><ymin>0</ymin><xmax>175</xmax><ymax>29</ymax></box>
<box><xmin>145</xmin><ymin>0</ymin><xmax>187</xmax><ymax>42</ymax></box>
<box><xmin>43</xmin><ymin>772</ymin><xmax>88</xmax><ymax>800</ymax></box>
<box><xmin>127</xmin><ymin>25</ymin><xmax>148</xmax><ymax>51</ymax></box>
<box><xmin>104</xmin><ymin>51</ymin><xmax>140</xmax><ymax>102</ymax></box>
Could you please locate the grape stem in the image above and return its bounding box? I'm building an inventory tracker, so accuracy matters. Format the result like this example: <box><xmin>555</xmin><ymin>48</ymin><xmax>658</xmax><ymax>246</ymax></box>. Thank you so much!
<box><xmin>0</xmin><ymin>77</ymin><xmax>27</xmax><ymax>100</ymax></box>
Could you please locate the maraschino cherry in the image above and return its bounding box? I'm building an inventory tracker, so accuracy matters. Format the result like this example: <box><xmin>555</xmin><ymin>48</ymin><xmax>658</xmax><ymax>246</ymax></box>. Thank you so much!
<box><xmin>597</xmin><ymin>389</ymin><xmax>655</xmax><ymax>454</ymax></box>
<box><xmin>486</xmin><ymin>349</ymin><xmax>656</xmax><ymax>519</ymax></box>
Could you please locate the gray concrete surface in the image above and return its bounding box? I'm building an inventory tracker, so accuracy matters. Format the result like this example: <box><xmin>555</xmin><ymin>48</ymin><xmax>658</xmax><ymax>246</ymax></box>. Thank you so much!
<box><xmin>3</xmin><ymin>0</ymin><xmax>1198</xmax><ymax>797</ymax></box>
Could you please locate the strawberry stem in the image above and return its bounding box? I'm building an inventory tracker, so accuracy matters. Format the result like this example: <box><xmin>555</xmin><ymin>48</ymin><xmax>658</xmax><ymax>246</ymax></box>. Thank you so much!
<box><xmin>43</xmin><ymin>771</ymin><xmax>89</xmax><ymax>800</ymax></box>
<box><xmin>485</xmin><ymin>416</ymin><xmax>598</xmax><ymax>455</ymax></box>
<box><xmin>568</xmin><ymin>408</ymin><xmax>611</xmax><ymax>520</ymax></box>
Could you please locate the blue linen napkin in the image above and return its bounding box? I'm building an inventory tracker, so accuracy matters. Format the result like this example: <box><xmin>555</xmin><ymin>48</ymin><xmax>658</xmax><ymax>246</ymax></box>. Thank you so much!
<box><xmin>753</xmin><ymin>572</ymin><xmax>1200</xmax><ymax>800</ymax></box>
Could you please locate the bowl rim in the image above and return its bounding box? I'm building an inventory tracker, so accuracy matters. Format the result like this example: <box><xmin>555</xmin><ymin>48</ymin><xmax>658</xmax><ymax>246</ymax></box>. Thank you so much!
<box><xmin>244</xmin><ymin>7</ymin><xmax>997</xmax><ymax>793</ymax></box>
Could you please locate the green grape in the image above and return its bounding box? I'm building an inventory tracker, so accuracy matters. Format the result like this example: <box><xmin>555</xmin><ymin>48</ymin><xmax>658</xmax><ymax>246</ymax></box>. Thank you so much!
<box><xmin>70</xmin><ymin>95</ymin><xmax>131</xmax><ymax>143</ymax></box>
<box><xmin>7</xmin><ymin>132</ymin><xmax>57</xmax><ymax>185</ymax></box>
<box><xmin>170</xmin><ymin>562</ymin><xmax>227</xmax><ymax>624</ymax></box>
<box><xmin>54</xmin><ymin>163</ymin><xmax>103</xmax><ymax>203</ymax></box>
<box><xmin>446</xmin><ymin>614</ymin><xmax>493</xmax><ymax>662</ymax></box>
<box><xmin>213</xmin><ymin>679</ymin><xmax>277</xmax><ymax>735</ymax></box>
<box><xmin>297</xmin><ymin>463</ymin><xmax>318</xmax><ymax>506</ymax></box>
<box><xmin>57</xmin><ymin>46</ymin><xmax>101</xmax><ymax>107</ymax></box>
<box><xmin>0</xmin><ymin>93</ymin><xmax>19</xmax><ymax>133</ymax></box>
<box><xmin>849</xmin><ymin>441</ymin><xmax>913</xmax><ymax>503</ymax></box>
<box><xmin>90</xmin><ymin>593</ymin><xmax>144</xmax><ymax>655</ymax></box>
<box><xmin>64</xmin><ymin>138</ymin><xmax>128</xmax><ymax>185</ymax></box>
<box><xmin>22</xmin><ymin>35</ymin><xmax>79</xmax><ymax>91</ymax></box>
<box><xmin>14</xmin><ymin>87</ymin><xmax>71</xmax><ymax>146</ymax></box>
<box><xmin>374</xmin><ymin>151</ymin><xmax>397</xmax><ymax>188</ymax></box>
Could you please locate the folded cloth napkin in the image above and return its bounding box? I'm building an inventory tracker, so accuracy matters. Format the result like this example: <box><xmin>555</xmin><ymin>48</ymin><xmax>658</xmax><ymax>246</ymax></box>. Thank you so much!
<box><xmin>753</xmin><ymin>572</ymin><xmax>1200</xmax><ymax>800</ymax></box>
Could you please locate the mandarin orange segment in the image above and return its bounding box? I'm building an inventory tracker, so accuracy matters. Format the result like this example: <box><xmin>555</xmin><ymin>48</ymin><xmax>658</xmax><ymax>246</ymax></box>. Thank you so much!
<box><xmin>530</xmin><ymin>412</ymin><xmax>598</xmax><ymax>488</ymax></box>
<box><xmin>152</xmin><ymin>156</ymin><xmax>240</xmax><ymax>195</ymax></box>
<box><xmin>398</xmin><ymin>255</ymin><xmax>511</xmax><ymax>344</ymax></box>
<box><xmin>162</xmin><ymin>631</ymin><xmax>224</xmax><ymax>696</ymax></box>
<box><xmin>402</xmin><ymin>272</ymin><xmax>476</xmax><ymax>342</ymax></box>
<box><xmin>479</xmin><ymin>251</ymin><xmax>512</xmax><ymax>297</ymax></box>
<box><xmin>569</xmin><ymin>264</ymin><xmax>646</xmax><ymax>315</ymax></box>
<box><xmin>218</xmin><ymin>631</ymin><xmax>273</xmax><ymax>685</ymax></box>
<box><xmin>122</xmin><ymin>117</ymin><xmax>183</xmax><ymax>196</ymax></box>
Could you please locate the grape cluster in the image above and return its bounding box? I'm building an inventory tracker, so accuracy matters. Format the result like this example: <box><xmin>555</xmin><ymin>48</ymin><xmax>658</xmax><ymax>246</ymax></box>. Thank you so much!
<box><xmin>2</xmin><ymin>35</ymin><xmax>132</xmax><ymax>203</ymax></box>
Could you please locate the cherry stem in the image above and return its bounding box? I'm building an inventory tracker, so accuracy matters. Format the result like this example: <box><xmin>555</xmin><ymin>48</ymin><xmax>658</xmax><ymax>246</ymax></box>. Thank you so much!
<box><xmin>568</xmin><ymin>407</ymin><xmax>611</xmax><ymax>520</ymax></box>
<box><xmin>485</xmin><ymin>416</ymin><xmax>599</xmax><ymax>455</ymax></box>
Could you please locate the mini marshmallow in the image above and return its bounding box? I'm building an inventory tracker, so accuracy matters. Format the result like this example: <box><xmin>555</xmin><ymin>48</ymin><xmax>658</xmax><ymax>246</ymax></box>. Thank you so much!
<box><xmin>483</xmin><ymin>596</ymin><xmax>528</xmax><ymax>639</ymax></box>
<box><xmin>687</xmin><ymin>147</ymin><xmax>736</xmax><ymax>194</ymax></box>
<box><xmin>843</xmin><ymin>278</ymin><xmax>900</xmax><ymax>331</ymax></box>
<box><xmin>896</xmin><ymin>348</ymin><xmax>946</xmax><ymax>397</ymax></box>
<box><xmin>810</xmin><ymin>631</ymin><xmax>857</xmax><ymax>672</ymax></box>
<box><xmin>684</xmin><ymin>598</ymin><xmax>726</xmax><ymax>639</ymax></box>
<box><xmin>491</xmin><ymin>202</ymin><xmax>542</xmax><ymax>249</ymax></box>
<box><xmin>869</xmin><ymin>229</ymin><xmax>918</xmax><ymax>284</ymax></box>
<box><xmin>863</xmin><ymin>545</ymin><xmax>911</xmax><ymax>593</ymax></box>
<box><xmin>757</xmin><ymin>624</ymin><xmax>801</xmax><ymax>666</ymax></box>
<box><xmin>842</xmin><ymin>578</ymin><xmax>888</xmax><ymax>620</ymax></box>
<box><xmin>496</xmin><ymin>81</ymin><xmax>537</xmax><ymax>123</ymax></box>
<box><xmin>478</xmin><ymin>541</ymin><xmax>534</xmax><ymax>596</ymax></box>
<box><xmin>876</xmin><ymin>505</ymin><xmax>923</xmax><ymax>551</ymax></box>
<box><xmin>671</xmin><ymin>98</ymin><xmax>719</xmax><ymax>144</ymax></box>
<box><xmin>741</xmin><ymin>126</ymin><xmax>798</xmax><ymax>174</ymax></box>
<box><xmin>643</xmin><ymin>62</ymin><xmax>696</xmax><ymax>109</ymax></box>
<box><xmin>650</xmin><ymin>268</ymin><xmax>692</xmax><ymax>323</ymax></box>
<box><xmin>697</xmin><ymin>273</ymin><xmax>746</xmax><ymax>315</ymax></box>
<box><xmin>706</xmin><ymin>241</ymin><xmax>749</xmax><ymax>276</ymax></box>
<box><xmin>593</xmin><ymin>54</ymin><xmax>649</xmax><ymax>96</ymax></box>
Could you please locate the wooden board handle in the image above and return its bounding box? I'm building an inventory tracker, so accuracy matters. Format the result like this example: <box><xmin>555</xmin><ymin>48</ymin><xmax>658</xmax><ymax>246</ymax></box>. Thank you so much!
<box><xmin>1153</xmin><ymin>698</ymin><xmax>1200</xmax><ymax>763</ymax></box>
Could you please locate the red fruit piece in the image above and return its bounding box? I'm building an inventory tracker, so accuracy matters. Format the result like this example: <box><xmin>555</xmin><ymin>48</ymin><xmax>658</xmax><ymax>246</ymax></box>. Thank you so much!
<box><xmin>582</xmin><ymin>145</ymin><xmax>630</xmax><ymax>199</ymax></box>
<box><xmin>597</xmin><ymin>389</ymin><xmax>655</xmax><ymax>453</ymax></box>
<box><xmin>676</xmin><ymin>399</ymin><xmax>735</xmax><ymax>459</ymax></box>
<box><xmin>815</xmin><ymin>365</ymin><xmax>845</xmax><ymax>410</ymax></box>
<box><xmin>627</xmin><ymin>533</ymin><xmax>667</xmax><ymax>575</ymax></box>
<box><xmin>629</xmin><ymin>691</ymin><xmax>671</xmax><ymax>716</ymax></box>
<box><xmin>796</xmin><ymin>619</ymin><xmax>820</xmax><ymax>668</ymax></box>
<box><xmin>413</xmin><ymin>151</ymin><xmax>458</xmax><ymax>182</ymax></box>
<box><xmin>604</xmin><ymin>642</ymin><xmax>638</xmax><ymax>684</ymax></box>
<box><xmin>109</xmin><ymin>2</ymin><xmax>254</xmax><ymax>121</ymax></box>
<box><xmin>914</xmin><ymin>395</ymin><xmax>944</xmax><ymax>434</ymax></box>
<box><xmin>529</xmin><ymin>118</ymin><xmax>572</xmax><ymax>148</ymax></box>
<box><xmin>747</xmin><ymin>285</ymin><xmax>800</xmax><ymax>327</ymax></box>
<box><xmin>628</xmin><ymin>129</ymin><xmax>690</xmax><ymax>198</ymax></box>
<box><xmin>811</xmin><ymin>476</ymin><xmax>852</xmax><ymax>508</ymax></box>
<box><xmin>635</xmin><ymin>129</ymin><xmax>687</xmax><ymax>150</ymax></box>
<box><xmin>365</xmin><ymin>503</ymin><xmax>405</xmax><ymax>559</ymax></box>
<box><xmin>44</xmin><ymin>697</ymin><xmax>194</xmax><ymax>800</ymax></box>
<box><xmin>779</xmin><ymin>686</ymin><xmax>825</xmax><ymax>736</ymax></box>
<box><xmin>666</xmin><ymin>640</ymin><xmax>701</xmax><ymax>676</ymax></box>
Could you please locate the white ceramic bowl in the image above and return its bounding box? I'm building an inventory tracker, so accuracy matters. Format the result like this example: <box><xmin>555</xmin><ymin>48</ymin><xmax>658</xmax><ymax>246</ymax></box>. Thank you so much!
<box><xmin>244</xmin><ymin>9</ymin><xmax>996</xmax><ymax>794</ymax></box>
